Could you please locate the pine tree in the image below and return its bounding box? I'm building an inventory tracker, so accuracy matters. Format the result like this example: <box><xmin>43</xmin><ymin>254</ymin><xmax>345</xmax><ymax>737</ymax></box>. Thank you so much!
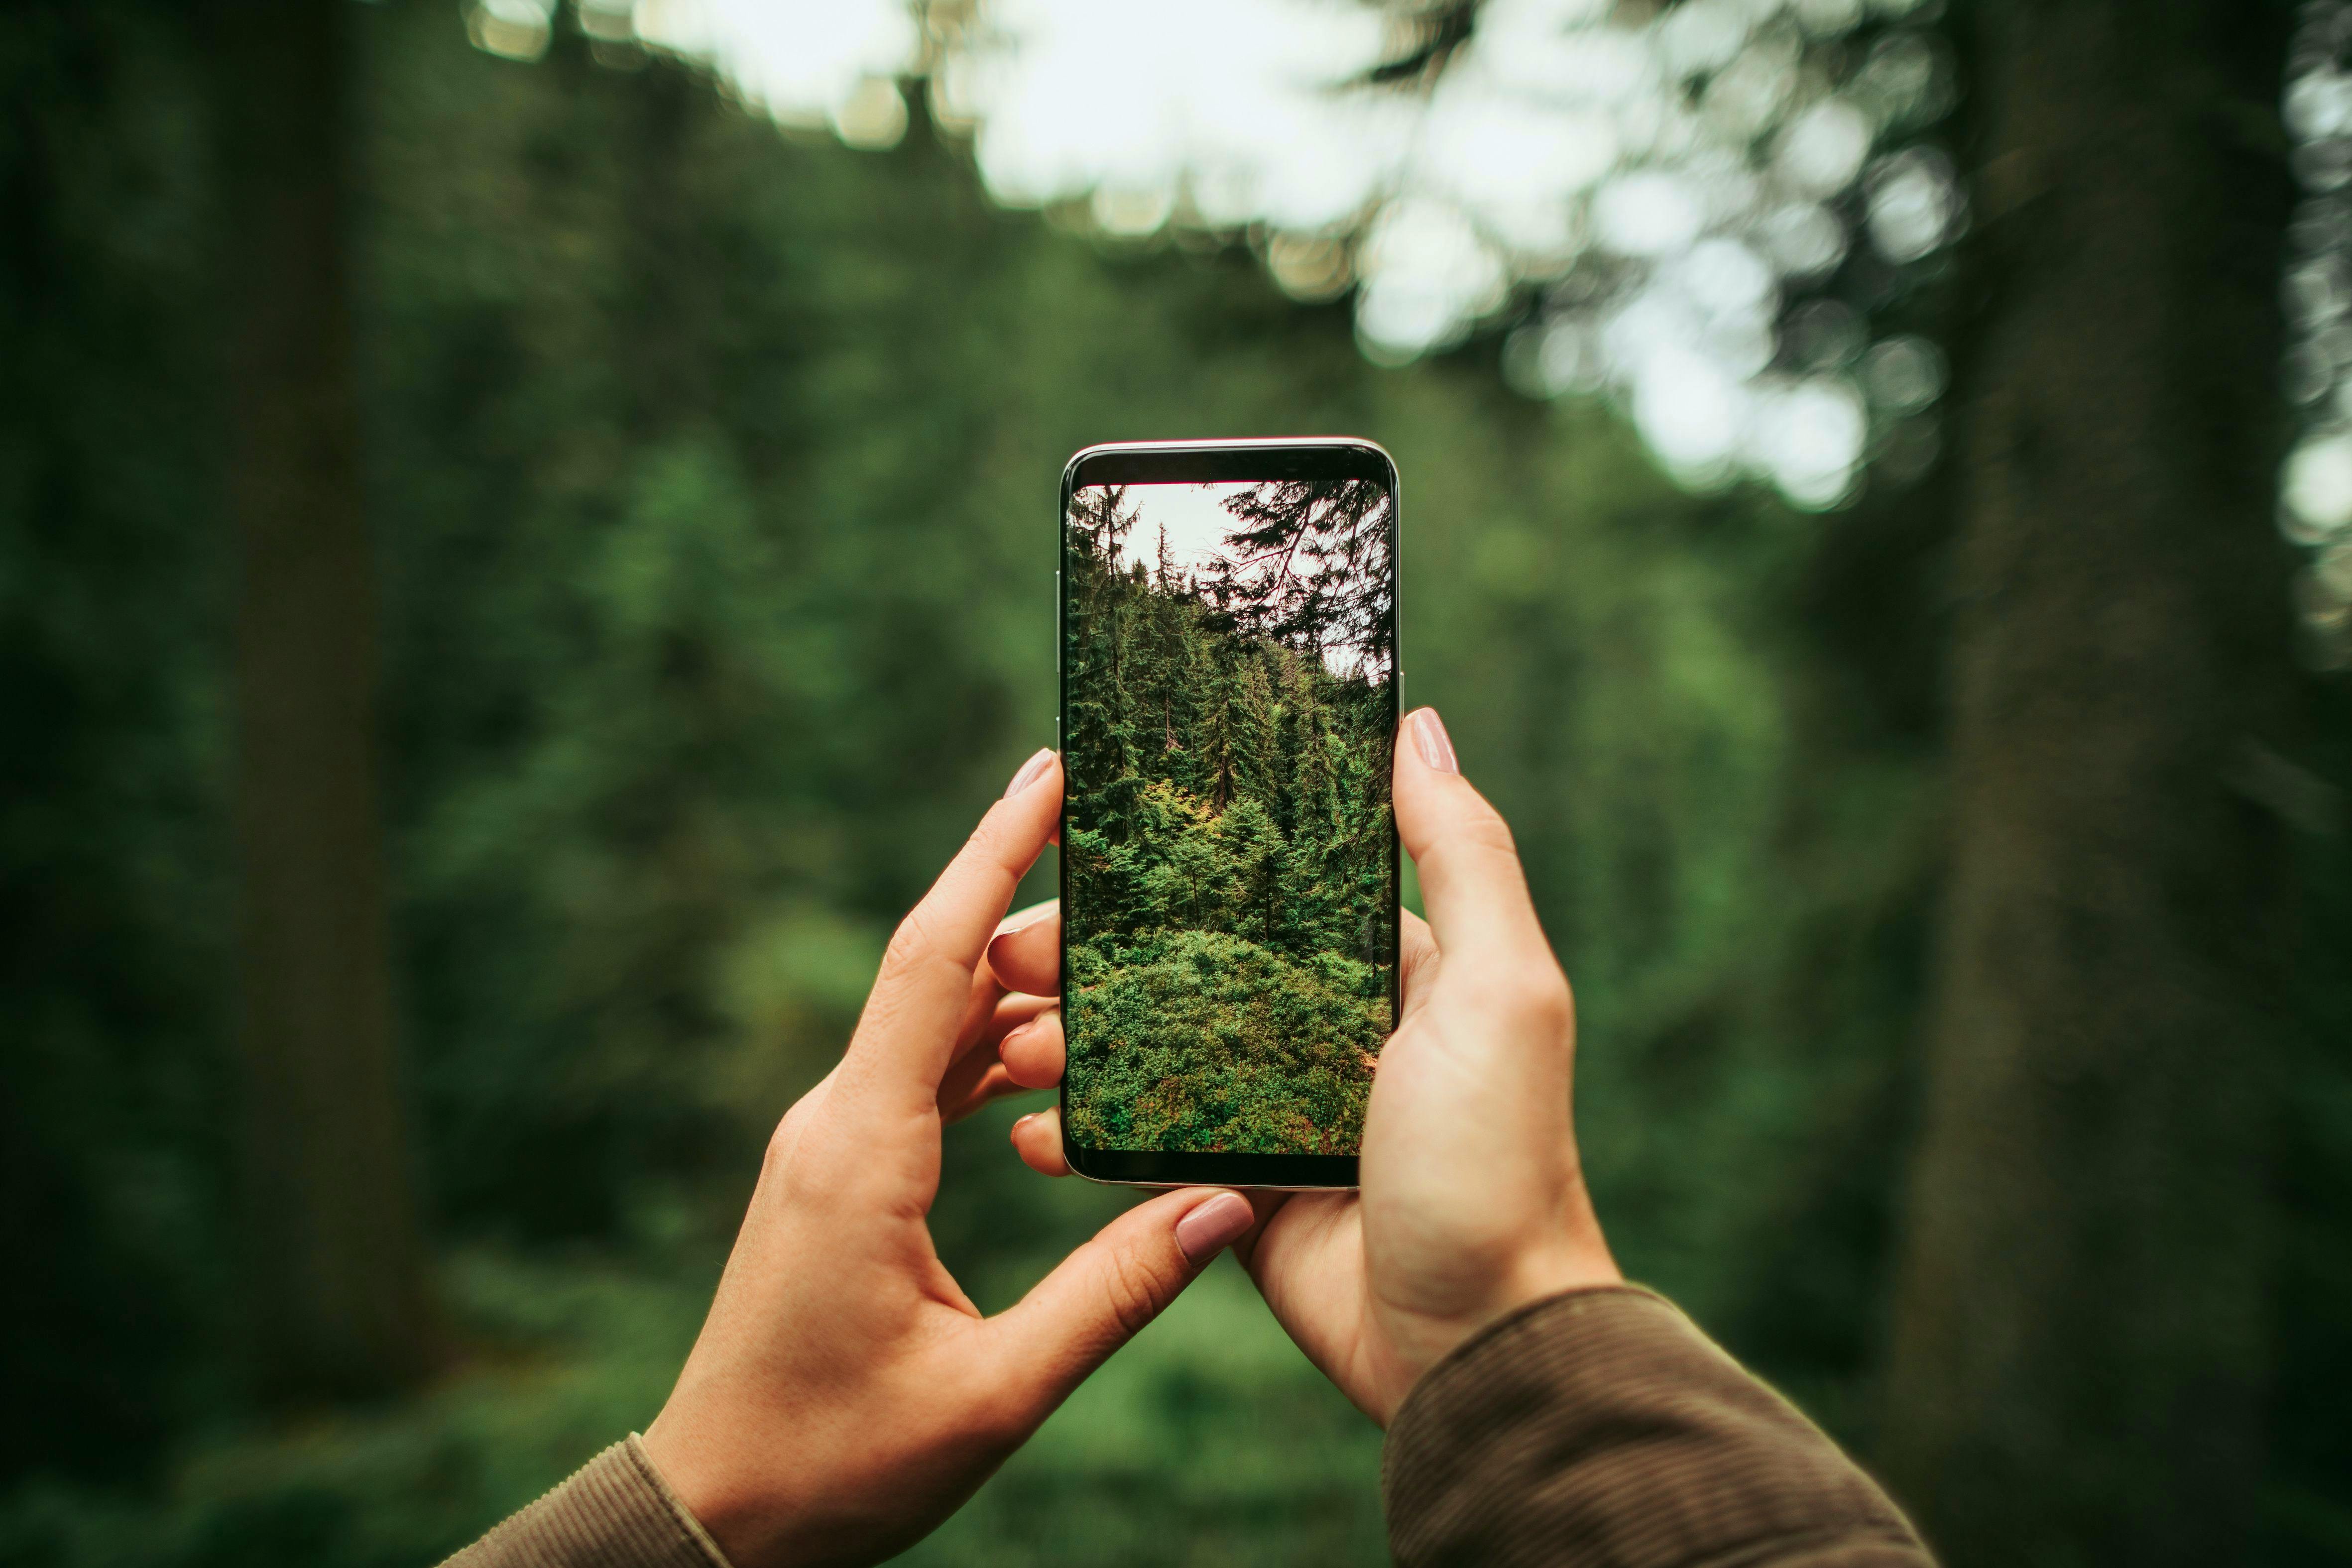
<box><xmin>1197</xmin><ymin>647</ymin><xmax>1240</xmax><ymax>811</ymax></box>
<box><xmin>1070</xmin><ymin>483</ymin><xmax>1141</xmax><ymax>561</ymax></box>
<box><xmin>1214</xmin><ymin>795</ymin><xmax>1286</xmax><ymax>946</ymax></box>
<box><xmin>1231</xmin><ymin>656</ymin><xmax>1279</xmax><ymax>809</ymax></box>
<box><xmin>1283</xmin><ymin>651</ymin><xmax>1336</xmax><ymax>843</ymax></box>
<box><xmin>1200</xmin><ymin>478</ymin><xmax>1394</xmax><ymax>677</ymax></box>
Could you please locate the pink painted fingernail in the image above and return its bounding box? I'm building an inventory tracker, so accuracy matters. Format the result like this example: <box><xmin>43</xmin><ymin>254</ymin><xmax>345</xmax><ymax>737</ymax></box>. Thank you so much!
<box><xmin>1175</xmin><ymin>1191</ymin><xmax>1254</xmax><ymax>1264</ymax></box>
<box><xmin>1411</xmin><ymin>708</ymin><xmax>1458</xmax><ymax>775</ymax></box>
<box><xmin>1004</xmin><ymin>747</ymin><xmax>1057</xmax><ymax>799</ymax></box>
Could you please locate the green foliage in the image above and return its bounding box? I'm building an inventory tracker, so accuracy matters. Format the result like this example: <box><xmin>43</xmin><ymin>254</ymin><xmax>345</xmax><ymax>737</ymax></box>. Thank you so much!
<box><xmin>1061</xmin><ymin>503</ymin><xmax>1393</xmax><ymax>1154</ymax></box>
<box><xmin>5</xmin><ymin>0</ymin><xmax>2351</xmax><ymax>1561</ymax></box>
<box><xmin>1065</xmin><ymin>931</ymin><xmax>1383</xmax><ymax>1154</ymax></box>
<box><xmin>0</xmin><ymin>0</ymin><xmax>230</xmax><ymax>1483</ymax></box>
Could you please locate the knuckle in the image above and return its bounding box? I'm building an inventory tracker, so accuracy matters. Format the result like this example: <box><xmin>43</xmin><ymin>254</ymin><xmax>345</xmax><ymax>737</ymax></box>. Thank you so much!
<box><xmin>1099</xmin><ymin>1248</ymin><xmax>1171</xmax><ymax>1340</ymax></box>
<box><xmin>764</xmin><ymin>1106</ymin><xmax>852</xmax><ymax>1206</ymax></box>
<box><xmin>762</xmin><ymin>1095</ymin><xmax>817</xmax><ymax>1172</ymax></box>
<box><xmin>763</xmin><ymin>1116</ymin><xmax>797</xmax><ymax>1171</ymax></box>
<box><xmin>1459</xmin><ymin>805</ymin><xmax>1522</xmax><ymax>863</ymax></box>
<box><xmin>954</xmin><ymin>809</ymin><xmax>1026</xmax><ymax>894</ymax></box>
<box><xmin>781</xmin><ymin>1155</ymin><xmax>855</xmax><ymax>1216</ymax></box>
<box><xmin>882</xmin><ymin>905</ymin><xmax>941</xmax><ymax>974</ymax></box>
<box><xmin>968</xmin><ymin>806</ymin><xmax>1018</xmax><ymax>862</ymax></box>
<box><xmin>1507</xmin><ymin>969</ymin><xmax>1574</xmax><ymax>1033</ymax></box>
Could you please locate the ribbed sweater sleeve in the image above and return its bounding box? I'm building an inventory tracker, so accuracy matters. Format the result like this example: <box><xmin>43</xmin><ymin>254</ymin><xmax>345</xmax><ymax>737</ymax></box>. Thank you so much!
<box><xmin>441</xmin><ymin>1435</ymin><xmax>732</xmax><ymax>1568</ymax></box>
<box><xmin>1382</xmin><ymin>1287</ymin><xmax>1933</xmax><ymax>1568</ymax></box>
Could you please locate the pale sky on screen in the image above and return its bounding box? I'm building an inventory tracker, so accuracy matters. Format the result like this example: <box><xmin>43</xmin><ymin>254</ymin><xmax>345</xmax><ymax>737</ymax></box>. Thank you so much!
<box><xmin>1098</xmin><ymin>482</ymin><xmax>1250</xmax><ymax>578</ymax></box>
<box><xmin>1082</xmin><ymin>480</ymin><xmax>1390</xmax><ymax>682</ymax></box>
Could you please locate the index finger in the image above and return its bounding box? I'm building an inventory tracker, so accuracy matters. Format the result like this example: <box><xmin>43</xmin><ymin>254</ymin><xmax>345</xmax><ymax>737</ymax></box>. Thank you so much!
<box><xmin>834</xmin><ymin>751</ymin><xmax>1063</xmax><ymax>1118</ymax></box>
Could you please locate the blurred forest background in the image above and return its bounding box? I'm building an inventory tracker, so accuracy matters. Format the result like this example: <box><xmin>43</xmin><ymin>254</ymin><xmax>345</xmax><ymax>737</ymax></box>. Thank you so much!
<box><xmin>3</xmin><ymin>0</ymin><xmax>2350</xmax><ymax>1565</ymax></box>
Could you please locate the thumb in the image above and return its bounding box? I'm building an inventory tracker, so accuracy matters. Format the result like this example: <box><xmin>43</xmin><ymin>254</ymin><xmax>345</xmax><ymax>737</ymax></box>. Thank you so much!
<box><xmin>987</xmin><ymin>1188</ymin><xmax>1255</xmax><ymax>1410</ymax></box>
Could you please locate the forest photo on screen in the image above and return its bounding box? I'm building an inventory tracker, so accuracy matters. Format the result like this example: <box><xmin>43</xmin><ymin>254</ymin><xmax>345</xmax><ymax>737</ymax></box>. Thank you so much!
<box><xmin>1062</xmin><ymin>475</ymin><xmax>1398</xmax><ymax>1156</ymax></box>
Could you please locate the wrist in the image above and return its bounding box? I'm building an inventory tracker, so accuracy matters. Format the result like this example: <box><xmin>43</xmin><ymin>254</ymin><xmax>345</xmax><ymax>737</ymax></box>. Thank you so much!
<box><xmin>622</xmin><ymin>1433</ymin><xmax>743</xmax><ymax>1568</ymax></box>
<box><xmin>1371</xmin><ymin>1237</ymin><xmax>1621</xmax><ymax>1424</ymax></box>
<box><xmin>640</xmin><ymin>1417</ymin><xmax>776</xmax><ymax>1568</ymax></box>
<box><xmin>1508</xmin><ymin>1233</ymin><xmax>1621</xmax><ymax>1312</ymax></box>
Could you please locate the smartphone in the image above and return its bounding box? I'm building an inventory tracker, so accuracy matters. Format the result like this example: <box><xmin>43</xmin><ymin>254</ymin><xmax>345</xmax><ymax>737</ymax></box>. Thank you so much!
<box><xmin>1057</xmin><ymin>438</ymin><xmax>1401</xmax><ymax>1189</ymax></box>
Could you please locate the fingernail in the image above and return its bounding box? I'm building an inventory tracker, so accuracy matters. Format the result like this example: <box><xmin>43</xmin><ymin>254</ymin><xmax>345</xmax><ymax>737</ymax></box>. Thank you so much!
<box><xmin>1175</xmin><ymin>1191</ymin><xmax>1254</xmax><ymax>1264</ymax></box>
<box><xmin>1411</xmin><ymin>708</ymin><xmax>1459</xmax><ymax>775</ymax></box>
<box><xmin>994</xmin><ymin>904</ymin><xmax>1053</xmax><ymax>939</ymax></box>
<box><xmin>1004</xmin><ymin>747</ymin><xmax>1057</xmax><ymax>799</ymax></box>
<box><xmin>986</xmin><ymin>915</ymin><xmax>1045</xmax><ymax>974</ymax></box>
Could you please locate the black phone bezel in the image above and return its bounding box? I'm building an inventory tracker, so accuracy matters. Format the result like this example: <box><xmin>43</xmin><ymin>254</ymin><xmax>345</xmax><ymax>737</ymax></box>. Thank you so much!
<box><xmin>1055</xmin><ymin>438</ymin><xmax>1401</xmax><ymax>1191</ymax></box>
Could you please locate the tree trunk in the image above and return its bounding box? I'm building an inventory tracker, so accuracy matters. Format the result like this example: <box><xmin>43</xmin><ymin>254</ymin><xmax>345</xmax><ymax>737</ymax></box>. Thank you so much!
<box><xmin>1879</xmin><ymin>2</ymin><xmax>2297</xmax><ymax>1561</ymax></box>
<box><xmin>219</xmin><ymin>0</ymin><xmax>434</xmax><ymax>1401</ymax></box>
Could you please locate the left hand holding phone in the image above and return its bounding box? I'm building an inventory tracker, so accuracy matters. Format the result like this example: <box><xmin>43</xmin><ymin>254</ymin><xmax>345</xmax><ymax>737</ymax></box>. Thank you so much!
<box><xmin>639</xmin><ymin>749</ymin><xmax>1254</xmax><ymax>1568</ymax></box>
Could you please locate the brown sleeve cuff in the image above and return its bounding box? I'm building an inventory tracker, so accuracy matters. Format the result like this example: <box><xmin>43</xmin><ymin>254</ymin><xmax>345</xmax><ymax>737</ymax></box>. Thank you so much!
<box><xmin>1382</xmin><ymin>1286</ymin><xmax>1930</xmax><ymax>1568</ymax></box>
<box><xmin>442</xmin><ymin>1435</ymin><xmax>733</xmax><ymax>1568</ymax></box>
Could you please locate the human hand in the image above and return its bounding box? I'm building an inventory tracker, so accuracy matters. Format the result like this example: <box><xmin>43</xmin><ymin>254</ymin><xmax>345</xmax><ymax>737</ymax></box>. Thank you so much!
<box><xmin>640</xmin><ymin>750</ymin><xmax>1258</xmax><ymax>1568</ymax></box>
<box><xmin>994</xmin><ymin>708</ymin><xmax>1618</xmax><ymax>1424</ymax></box>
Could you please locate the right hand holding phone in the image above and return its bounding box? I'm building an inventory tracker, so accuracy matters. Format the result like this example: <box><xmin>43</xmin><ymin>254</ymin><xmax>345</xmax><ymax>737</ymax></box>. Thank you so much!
<box><xmin>990</xmin><ymin>706</ymin><xmax>1620</xmax><ymax>1424</ymax></box>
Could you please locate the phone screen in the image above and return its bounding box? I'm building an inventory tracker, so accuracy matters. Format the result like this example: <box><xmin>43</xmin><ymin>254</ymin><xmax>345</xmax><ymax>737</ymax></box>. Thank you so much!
<box><xmin>1060</xmin><ymin>467</ymin><xmax>1398</xmax><ymax>1166</ymax></box>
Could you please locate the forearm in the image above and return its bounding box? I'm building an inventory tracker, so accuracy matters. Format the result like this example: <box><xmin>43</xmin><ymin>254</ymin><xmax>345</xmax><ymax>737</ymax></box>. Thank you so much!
<box><xmin>441</xmin><ymin>1436</ymin><xmax>731</xmax><ymax>1568</ymax></box>
<box><xmin>1382</xmin><ymin>1287</ymin><xmax>1932</xmax><ymax>1568</ymax></box>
